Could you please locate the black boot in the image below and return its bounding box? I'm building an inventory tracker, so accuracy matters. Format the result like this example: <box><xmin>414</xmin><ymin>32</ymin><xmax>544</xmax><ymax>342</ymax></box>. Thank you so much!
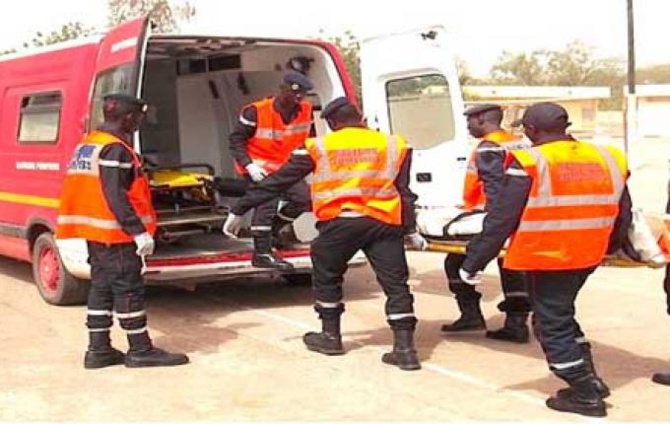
<box><xmin>485</xmin><ymin>313</ymin><xmax>530</xmax><ymax>343</ymax></box>
<box><xmin>547</xmin><ymin>376</ymin><xmax>606</xmax><ymax>417</ymax></box>
<box><xmin>441</xmin><ymin>300</ymin><xmax>486</xmax><ymax>332</ymax></box>
<box><xmin>84</xmin><ymin>331</ymin><xmax>125</xmax><ymax>369</ymax></box>
<box><xmin>252</xmin><ymin>232</ymin><xmax>294</xmax><ymax>270</ymax></box>
<box><xmin>556</xmin><ymin>343</ymin><xmax>610</xmax><ymax>399</ymax></box>
<box><xmin>381</xmin><ymin>329</ymin><xmax>421</xmax><ymax>371</ymax></box>
<box><xmin>303</xmin><ymin>305</ymin><xmax>345</xmax><ymax>355</ymax></box>
<box><xmin>652</xmin><ymin>372</ymin><xmax>670</xmax><ymax>385</ymax></box>
<box><xmin>125</xmin><ymin>347</ymin><xmax>189</xmax><ymax>368</ymax></box>
<box><xmin>84</xmin><ymin>348</ymin><xmax>125</xmax><ymax>369</ymax></box>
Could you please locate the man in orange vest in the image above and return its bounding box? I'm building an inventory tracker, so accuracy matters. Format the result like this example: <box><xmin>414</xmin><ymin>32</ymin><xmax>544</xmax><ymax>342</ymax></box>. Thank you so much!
<box><xmin>442</xmin><ymin>104</ymin><xmax>531</xmax><ymax>343</ymax></box>
<box><xmin>57</xmin><ymin>94</ymin><xmax>188</xmax><ymax>369</ymax></box>
<box><xmin>461</xmin><ymin>103</ymin><xmax>631</xmax><ymax>417</ymax></box>
<box><xmin>228</xmin><ymin>71</ymin><xmax>313</xmax><ymax>270</ymax></box>
<box><xmin>223</xmin><ymin>97</ymin><xmax>426</xmax><ymax>371</ymax></box>
<box><xmin>653</xmin><ymin>188</ymin><xmax>670</xmax><ymax>385</ymax></box>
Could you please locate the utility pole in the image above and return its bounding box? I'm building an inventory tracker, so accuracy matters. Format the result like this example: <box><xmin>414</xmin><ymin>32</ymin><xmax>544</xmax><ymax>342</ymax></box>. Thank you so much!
<box><xmin>624</xmin><ymin>0</ymin><xmax>637</xmax><ymax>159</ymax></box>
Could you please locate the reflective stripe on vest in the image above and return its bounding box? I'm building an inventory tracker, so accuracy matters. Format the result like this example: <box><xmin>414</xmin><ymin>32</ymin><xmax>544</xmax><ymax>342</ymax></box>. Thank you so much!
<box><xmin>306</xmin><ymin>129</ymin><xmax>406</xmax><ymax>225</ymax></box>
<box><xmin>503</xmin><ymin>141</ymin><xmax>626</xmax><ymax>270</ymax></box>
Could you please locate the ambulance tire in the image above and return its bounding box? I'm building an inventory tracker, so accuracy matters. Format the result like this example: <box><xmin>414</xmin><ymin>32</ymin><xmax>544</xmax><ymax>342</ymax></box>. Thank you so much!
<box><xmin>284</xmin><ymin>273</ymin><xmax>312</xmax><ymax>286</ymax></box>
<box><xmin>32</xmin><ymin>233</ymin><xmax>89</xmax><ymax>306</ymax></box>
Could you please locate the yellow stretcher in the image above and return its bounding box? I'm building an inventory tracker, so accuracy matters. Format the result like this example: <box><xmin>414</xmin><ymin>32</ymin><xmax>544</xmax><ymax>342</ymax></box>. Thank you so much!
<box><xmin>424</xmin><ymin>239</ymin><xmax>665</xmax><ymax>269</ymax></box>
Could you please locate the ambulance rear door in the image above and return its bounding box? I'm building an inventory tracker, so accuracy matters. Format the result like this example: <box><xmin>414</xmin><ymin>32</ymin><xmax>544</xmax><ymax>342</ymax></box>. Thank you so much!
<box><xmin>360</xmin><ymin>25</ymin><xmax>469</xmax><ymax>209</ymax></box>
<box><xmin>88</xmin><ymin>16</ymin><xmax>150</xmax><ymax>151</ymax></box>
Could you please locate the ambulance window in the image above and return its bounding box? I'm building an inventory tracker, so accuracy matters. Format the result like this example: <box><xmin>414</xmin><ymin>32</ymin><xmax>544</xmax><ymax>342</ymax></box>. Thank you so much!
<box><xmin>385</xmin><ymin>74</ymin><xmax>455</xmax><ymax>149</ymax></box>
<box><xmin>18</xmin><ymin>92</ymin><xmax>62</xmax><ymax>145</ymax></box>
<box><xmin>89</xmin><ymin>64</ymin><xmax>134</xmax><ymax>130</ymax></box>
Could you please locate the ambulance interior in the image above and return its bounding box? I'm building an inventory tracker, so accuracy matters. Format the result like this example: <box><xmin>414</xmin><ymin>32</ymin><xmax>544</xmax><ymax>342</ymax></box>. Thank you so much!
<box><xmin>111</xmin><ymin>36</ymin><xmax>345</xmax><ymax>255</ymax></box>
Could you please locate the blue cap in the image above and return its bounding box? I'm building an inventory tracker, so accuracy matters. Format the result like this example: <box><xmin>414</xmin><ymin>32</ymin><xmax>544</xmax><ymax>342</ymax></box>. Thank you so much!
<box><xmin>282</xmin><ymin>71</ymin><xmax>313</xmax><ymax>92</ymax></box>
<box><xmin>320</xmin><ymin>97</ymin><xmax>352</xmax><ymax>119</ymax></box>
<box><xmin>103</xmin><ymin>93</ymin><xmax>148</xmax><ymax>114</ymax></box>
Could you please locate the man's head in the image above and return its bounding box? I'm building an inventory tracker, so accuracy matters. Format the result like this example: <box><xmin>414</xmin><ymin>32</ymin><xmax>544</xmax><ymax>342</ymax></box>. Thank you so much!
<box><xmin>320</xmin><ymin>97</ymin><xmax>363</xmax><ymax>131</ymax></box>
<box><xmin>463</xmin><ymin>104</ymin><xmax>503</xmax><ymax>138</ymax></box>
<box><xmin>277</xmin><ymin>71</ymin><xmax>313</xmax><ymax>109</ymax></box>
<box><xmin>102</xmin><ymin>93</ymin><xmax>149</xmax><ymax>134</ymax></box>
<box><xmin>512</xmin><ymin>102</ymin><xmax>571</xmax><ymax>144</ymax></box>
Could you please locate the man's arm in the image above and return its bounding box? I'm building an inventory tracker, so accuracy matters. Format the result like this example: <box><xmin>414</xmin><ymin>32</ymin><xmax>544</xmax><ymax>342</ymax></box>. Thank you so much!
<box><xmin>395</xmin><ymin>150</ymin><xmax>419</xmax><ymax>234</ymax></box>
<box><xmin>230</xmin><ymin>148</ymin><xmax>315</xmax><ymax>215</ymax></box>
<box><xmin>462</xmin><ymin>159</ymin><xmax>531</xmax><ymax>272</ymax></box>
<box><xmin>99</xmin><ymin>144</ymin><xmax>146</xmax><ymax>236</ymax></box>
<box><xmin>476</xmin><ymin>141</ymin><xmax>507</xmax><ymax>210</ymax></box>
<box><xmin>607</xmin><ymin>184</ymin><xmax>633</xmax><ymax>254</ymax></box>
<box><xmin>229</xmin><ymin>106</ymin><xmax>257</xmax><ymax>168</ymax></box>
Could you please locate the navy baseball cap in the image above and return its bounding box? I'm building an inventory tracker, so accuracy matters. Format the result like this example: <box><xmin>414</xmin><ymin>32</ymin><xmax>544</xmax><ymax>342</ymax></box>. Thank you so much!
<box><xmin>463</xmin><ymin>103</ymin><xmax>502</xmax><ymax>117</ymax></box>
<box><xmin>512</xmin><ymin>102</ymin><xmax>571</xmax><ymax>130</ymax></box>
<box><xmin>103</xmin><ymin>93</ymin><xmax>148</xmax><ymax>114</ymax></box>
<box><xmin>282</xmin><ymin>71</ymin><xmax>314</xmax><ymax>92</ymax></box>
<box><xmin>320</xmin><ymin>97</ymin><xmax>353</xmax><ymax>119</ymax></box>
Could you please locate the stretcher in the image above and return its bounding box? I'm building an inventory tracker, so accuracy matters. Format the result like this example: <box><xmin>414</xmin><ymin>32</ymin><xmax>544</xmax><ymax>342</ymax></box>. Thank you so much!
<box><xmin>415</xmin><ymin>207</ymin><xmax>668</xmax><ymax>269</ymax></box>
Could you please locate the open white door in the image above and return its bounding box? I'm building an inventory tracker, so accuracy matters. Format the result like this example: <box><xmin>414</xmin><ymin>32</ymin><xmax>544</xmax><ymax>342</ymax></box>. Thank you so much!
<box><xmin>360</xmin><ymin>26</ymin><xmax>469</xmax><ymax>209</ymax></box>
<box><xmin>88</xmin><ymin>17</ymin><xmax>150</xmax><ymax>151</ymax></box>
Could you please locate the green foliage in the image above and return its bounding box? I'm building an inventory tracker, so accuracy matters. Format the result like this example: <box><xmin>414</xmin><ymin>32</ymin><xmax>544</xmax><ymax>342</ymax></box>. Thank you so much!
<box><xmin>107</xmin><ymin>0</ymin><xmax>195</xmax><ymax>33</ymax></box>
<box><xmin>320</xmin><ymin>30</ymin><xmax>361</xmax><ymax>103</ymax></box>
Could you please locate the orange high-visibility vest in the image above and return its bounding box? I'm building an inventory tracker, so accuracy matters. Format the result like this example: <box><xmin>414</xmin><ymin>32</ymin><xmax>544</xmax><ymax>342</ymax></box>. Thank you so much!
<box><xmin>234</xmin><ymin>97</ymin><xmax>312</xmax><ymax>175</ymax></box>
<box><xmin>503</xmin><ymin>140</ymin><xmax>627</xmax><ymax>271</ymax></box>
<box><xmin>56</xmin><ymin>131</ymin><xmax>156</xmax><ymax>244</ymax></box>
<box><xmin>305</xmin><ymin>128</ymin><xmax>408</xmax><ymax>225</ymax></box>
<box><xmin>462</xmin><ymin>130</ymin><xmax>529</xmax><ymax>210</ymax></box>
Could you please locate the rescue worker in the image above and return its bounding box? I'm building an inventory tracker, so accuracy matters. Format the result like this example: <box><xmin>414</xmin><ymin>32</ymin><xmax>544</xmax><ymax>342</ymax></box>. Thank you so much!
<box><xmin>460</xmin><ymin>102</ymin><xmax>632</xmax><ymax>417</ymax></box>
<box><xmin>223</xmin><ymin>97</ymin><xmax>427</xmax><ymax>371</ymax></box>
<box><xmin>57</xmin><ymin>93</ymin><xmax>189</xmax><ymax>369</ymax></box>
<box><xmin>228</xmin><ymin>71</ymin><xmax>313</xmax><ymax>270</ymax></box>
<box><xmin>442</xmin><ymin>104</ymin><xmax>532</xmax><ymax>343</ymax></box>
<box><xmin>652</xmin><ymin>185</ymin><xmax>670</xmax><ymax>385</ymax></box>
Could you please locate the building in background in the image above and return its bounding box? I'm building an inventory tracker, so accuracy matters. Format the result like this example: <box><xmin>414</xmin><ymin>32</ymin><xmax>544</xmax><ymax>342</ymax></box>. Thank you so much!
<box><xmin>625</xmin><ymin>85</ymin><xmax>670</xmax><ymax>138</ymax></box>
<box><xmin>462</xmin><ymin>86</ymin><xmax>611</xmax><ymax>138</ymax></box>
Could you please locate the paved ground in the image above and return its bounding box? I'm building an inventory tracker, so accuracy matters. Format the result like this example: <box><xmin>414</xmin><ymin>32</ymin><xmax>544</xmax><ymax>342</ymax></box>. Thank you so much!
<box><xmin>1</xmin><ymin>137</ymin><xmax>669</xmax><ymax>422</ymax></box>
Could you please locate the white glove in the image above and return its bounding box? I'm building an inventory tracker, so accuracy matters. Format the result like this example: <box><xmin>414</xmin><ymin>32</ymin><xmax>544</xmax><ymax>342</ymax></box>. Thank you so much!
<box><xmin>404</xmin><ymin>232</ymin><xmax>428</xmax><ymax>251</ymax></box>
<box><xmin>459</xmin><ymin>267</ymin><xmax>482</xmax><ymax>285</ymax></box>
<box><xmin>133</xmin><ymin>232</ymin><xmax>155</xmax><ymax>256</ymax></box>
<box><xmin>222</xmin><ymin>213</ymin><xmax>243</xmax><ymax>238</ymax></box>
<box><xmin>245</xmin><ymin>163</ymin><xmax>268</xmax><ymax>182</ymax></box>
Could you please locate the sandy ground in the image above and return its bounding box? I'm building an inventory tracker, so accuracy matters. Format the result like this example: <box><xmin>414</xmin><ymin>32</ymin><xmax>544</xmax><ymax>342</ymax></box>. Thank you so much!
<box><xmin>0</xmin><ymin>137</ymin><xmax>668</xmax><ymax>422</ymax></box>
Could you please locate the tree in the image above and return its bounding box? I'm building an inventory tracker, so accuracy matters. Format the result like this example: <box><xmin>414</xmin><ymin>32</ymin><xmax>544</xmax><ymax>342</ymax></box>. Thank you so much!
<box><xmin>25</xmin><ymin>22</ymin><xmax>94</xmax><ymax>48</ymax></box>
<box><xmin>489</xmin><ymin>50</ymin><xmax>549</xmax><ymax>85</ymax></box>
<box><xmin>320</xmin><ymin>30</ymin><xmax>361</xmax><ymax>103</ymax></box>
<box><xmin>107</xmin><ymin>0</ymin><xmax>195</xmax><ymax>33</ymax></box>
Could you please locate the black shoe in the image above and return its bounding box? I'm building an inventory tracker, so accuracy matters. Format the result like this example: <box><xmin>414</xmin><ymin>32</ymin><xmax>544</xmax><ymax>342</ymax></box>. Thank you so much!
<box><xmin>441</xmin><ymin>316</ymin><xmax>486</xmax><ymax>332</ymax></box>
<box><xmin>303</xmin><ymin>331</ymin><xmax>345</xmax><ymax>355</ymax></box>
<box><xmin>381</xmin><ymin>350</ymin><xmax>421</xmax><ymax>371</ymax></box>
<box><xmin>652</xmin><ymin>372</ymin><xmax>670</xmax><ymax>386</ymax></box>
<box><xmin>485</xmin><ymin>325</ymin><xmax>530</xmax><ymax>343</ymax></box>
<box><xmin>557</xmin><ymin>377</ymin><xmax>611</xmax><ymax>399</ymax></box>
<box><xmin>125</xmin><ymin>347</ymin><xmax>189</xmax><ymax>368</ymax></box>
<box><xmin>252</xmin><ymin>252</ymin><xmax>294</xmax><ymax>270</ymax></box>
<box><xmin>546</xmin><ymin>395</ymin><xmax>606</xmax><ymax>417</ymax></box>
<box><xmin>84</xmin><ymin>347</ymin><xmax>125</xmax><ymax>369</ymax></box>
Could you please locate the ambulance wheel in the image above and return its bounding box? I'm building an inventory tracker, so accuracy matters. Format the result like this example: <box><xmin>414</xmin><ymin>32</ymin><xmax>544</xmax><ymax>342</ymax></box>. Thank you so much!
<box><xmin>284</xmin><ymin>273</ymin><xmax>312</xmax><ymax>286</ymax></box>
<box><xmin>32</xmin><ymin>233</ymin><xmax>89</xmax><ymax>306</ymax></box>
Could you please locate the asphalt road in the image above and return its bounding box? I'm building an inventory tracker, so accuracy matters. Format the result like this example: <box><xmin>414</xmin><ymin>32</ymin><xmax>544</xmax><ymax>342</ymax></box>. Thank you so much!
<box><xmin>1</xmin><ymin>250</ymin><xmax>669</xmax><ymax>421</ymax></box>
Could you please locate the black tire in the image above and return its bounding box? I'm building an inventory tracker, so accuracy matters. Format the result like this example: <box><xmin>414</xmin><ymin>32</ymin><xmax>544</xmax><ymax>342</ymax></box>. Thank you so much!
<box><xmin>32</xmin><ymin>233</ymin><xmax>89</xmax><ymax>306</ymax></box>
<box><xmin>284</xmin><ymin>273</ymin><xmax>312</xmax><ymax>286</ymax></box>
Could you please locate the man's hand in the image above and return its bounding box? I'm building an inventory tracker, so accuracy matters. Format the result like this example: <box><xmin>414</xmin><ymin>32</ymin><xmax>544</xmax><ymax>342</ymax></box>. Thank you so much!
<box><xmin>245</xmin><ymin>163</ymin><xmax>268</xmax><ymax>182</ymax></box>
<box><xmin>459</xmin><ymin>267</ymin><xmax>482</xmax><ymax>285</ymax></box>
<box><xmin>404</xmin><ymin>232</ymin><xmax>428</xmax><ymax>251</ymax></box>
<box><xmin>222</xmin><ymin>213</ymin><xmax>244</xmax><ymax>238</ymax></box>
<box><xmin>133</xmin><ymin>232</ymin><xmax>155</xmax><ymax>256</ymax></box>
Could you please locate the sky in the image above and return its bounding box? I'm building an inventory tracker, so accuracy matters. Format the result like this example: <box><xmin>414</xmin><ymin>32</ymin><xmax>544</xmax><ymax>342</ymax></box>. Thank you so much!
<box><xmin>0</xmin><ymin>0</ymin><xmax>668</xmax><ymax>77</ymax></box>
